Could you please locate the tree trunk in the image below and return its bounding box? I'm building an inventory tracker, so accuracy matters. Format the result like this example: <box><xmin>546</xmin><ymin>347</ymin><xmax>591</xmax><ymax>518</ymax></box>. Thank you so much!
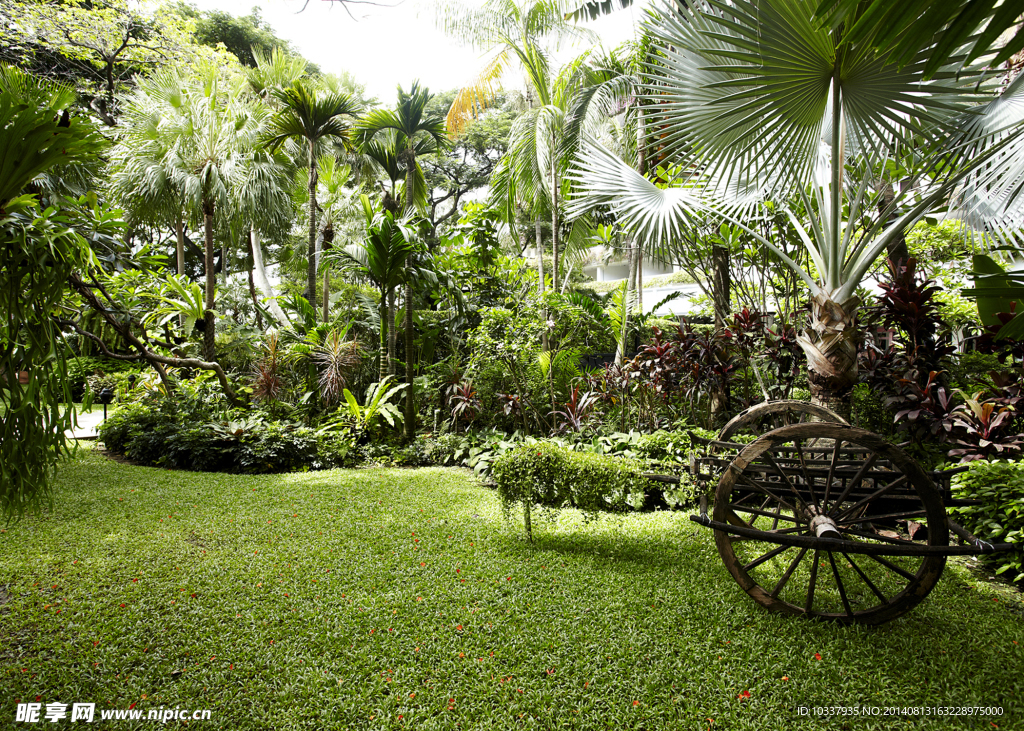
<box><xmin>321</xmin><ymin>225</ymin><xmax>334</xmax><ymax>322</ymax></box>
<box><xmin>712</xmin><ymin>244</ymin><xmax>731</xmax><ymax>328</ymax></box>
<box><xmin>387</xmin><ymin>288</ymin><xmax>396</xmax><ymax>376</ymax></box>
<box><xmin>535</xmin><ymin>220</ymin><xmax>544</xmax><ymax>295</ymax></box>
<box><xmin>615</xmin><ymin>242</ymin><xmax>638</xmax><ymax>367</ymax></box>
<box><xmin>250</xmin><ymin>227</ymin><xmax>290</xmax><ymax>327</ymax></box>
<box><xmin>307</xmin><ymin>140</ymin><xmax>319</xmax><ymax>313</ymax></box>
<box><xmin>797</xmin><ymin>292</ymin><xmax>861</xmax><ymax>419</ymax></box>
<box><xmin>878</xmin><ymin>177</ymin><xmax>910</xmax><ymax>276</ymax></box>
<box><xmin>404</xmin><ymin>277</ymin><xmax>415</xmax><ymax>439</ymax></box>
<box><xmin>202</xmin><ymin>201</ymin><xmax>216</xmax><ymax>362</ymax></box>
<box><xmin>221</xmin><ymin>238</ymin><xmax>228</xmax><ymax>288</ymax></box>
<box><xmin>175</xmin><ymin>216</ymin><xmax>185</xmax><ymax>276</ymax></box>
<box><xmin>246</xmin><ymin>231</ymin><xmax>263</xmax><ymax>330</ymax></box>
<box><xmin>379</xmin><ymin>287</ymin><xmax>389</xmax><ymax>383</ymax></box>
<box><xmin>550</xmin><ymin>153</ymin><xmax>559</xmax><ymax>293</ymax></box>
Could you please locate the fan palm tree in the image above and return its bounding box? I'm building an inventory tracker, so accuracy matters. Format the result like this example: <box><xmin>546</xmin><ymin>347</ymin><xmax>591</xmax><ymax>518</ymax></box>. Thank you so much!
<box><xmin>313</xmin><ymin>155</ymin><xmax>356</xmax><ymax>321</ymax></box>
<box><xmin>262</xmin><ymin>79</ymin><xmax>362</xmax><ymax>314</ymax></box>
<box><xmin>332</xmin><ymin>195</ymin><xmax>417</xmax><ymax>383</ymax></box>
<box><xmin>128</xmin><ymin>65</ymin><xmax>260</xmax><ymax>360</ymax></box>
<box><xmin>355</xmin><ymin>82</ymin><xmax>448</xmax><ymax>436</ymax></box>
<box><xmin>569</xmin><ymin>0</ymin><xmax>1024</xmax><ymax>412</ymax></box>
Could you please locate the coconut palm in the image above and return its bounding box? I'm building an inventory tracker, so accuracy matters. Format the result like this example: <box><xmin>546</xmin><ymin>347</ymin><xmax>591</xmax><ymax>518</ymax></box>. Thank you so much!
<box><xmin>262</xmin><ymin>79</ymin><xmax>361</xmax><ymax>314</ymax></box>
<box><xmin>355</xmin><ymin>82</ymin><xmax>447</xmax><ymax>435</ymax></box>
<box><xmin>569</xmin><ymin>0</ymin><xmax>1024</xmax><ymax>413</ymax></box>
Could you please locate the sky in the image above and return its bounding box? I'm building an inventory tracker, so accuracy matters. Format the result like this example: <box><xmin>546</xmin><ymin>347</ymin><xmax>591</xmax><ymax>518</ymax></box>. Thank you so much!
<box><xmin>186</xmin><ymin>0</ymin><xmax>650</xmax><ymax>104</ymax></box>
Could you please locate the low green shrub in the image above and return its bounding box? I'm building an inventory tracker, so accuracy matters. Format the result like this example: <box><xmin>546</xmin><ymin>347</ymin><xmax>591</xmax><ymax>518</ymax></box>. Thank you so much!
<box><xmin>491</xmin><ymin>442</ymin><xmax>650</xmax><ymax>526</ymax></box>
<box><xmin>951</xmin><ymin>460</ymin><xmax>1024</xmax><ymax>582</ymax></box>
<box><xmin>98</xmin><ymin>399</ymin><xmax>357</xmax><ymax>474</ymax></box>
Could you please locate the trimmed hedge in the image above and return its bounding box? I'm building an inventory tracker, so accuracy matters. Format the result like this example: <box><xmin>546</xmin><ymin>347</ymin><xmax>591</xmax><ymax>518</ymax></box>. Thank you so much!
<box><xmin>491</xmin><ymin>442</ymin><xmax>652</xmax><ymax>538</ymax></box>
<box><xmin>951</xmin><ymin>461</ymin><xmax>1024</xmax><ymax>582</ymax></box>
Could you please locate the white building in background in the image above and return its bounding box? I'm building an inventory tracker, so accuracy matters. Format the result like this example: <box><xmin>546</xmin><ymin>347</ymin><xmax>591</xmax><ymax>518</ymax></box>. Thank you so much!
<box><xmin>578</xmin><ymin>245</ymin><xmax>704</xmax><ymax>318</ymax></box>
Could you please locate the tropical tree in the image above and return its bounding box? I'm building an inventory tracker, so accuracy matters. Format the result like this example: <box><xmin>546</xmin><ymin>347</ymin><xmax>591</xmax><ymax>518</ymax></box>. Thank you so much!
<box><xmin>131</xmin><ymin>65</ymin><xmax>263</xmax><ymax>360</ymax></box>
<box><xmin>262</xmin><ymin>78</ymin><xmax>361</xmax><ymax>314</ymax></box>
<box><xmin>332</xmin><ymin>195</ymin><xmax>417</xmax><ymax>382</ymax></box>
<box><xmin>355</xmin><ymin>82</ymin><xmax>447</xmax><ymax>435</ymax></box>
<box><xmin>311</xmin><ymin>155</ymin><xmax>356</xmax><ymax>321</ymax></box>
<box><xmin>570</xmin><ymin>0</ymin><xmax>1024</xmax><ymax>413</ymax></box>
<box><xmin>435</xmin><ymin>0</ymin><xmax>595</xmax><ymax>135</ymax></box>
<box><xmin>0</xmin><ymin>65</ymin><xmax>103</xmax><ymax>518</ymax></box>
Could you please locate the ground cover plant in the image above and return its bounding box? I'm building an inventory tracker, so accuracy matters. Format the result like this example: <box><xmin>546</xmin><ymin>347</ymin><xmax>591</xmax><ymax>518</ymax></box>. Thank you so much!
<box><xmin>1</xmin><ymin>448</ymin><xmax>1022</xmax><ymax>730</ymax></box>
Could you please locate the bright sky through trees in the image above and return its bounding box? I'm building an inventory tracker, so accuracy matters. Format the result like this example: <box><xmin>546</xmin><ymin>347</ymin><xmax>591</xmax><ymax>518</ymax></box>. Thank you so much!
<box><xmin>185</xmin><ymin>0</ymin><xmax>648</xmax><ymax>103</ymax></box>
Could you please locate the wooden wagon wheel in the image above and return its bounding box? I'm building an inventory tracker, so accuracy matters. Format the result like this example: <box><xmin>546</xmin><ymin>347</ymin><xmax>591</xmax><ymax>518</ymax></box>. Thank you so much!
<box><xmin>718</xmin><ymin>400</ymin><xmax>847</xmax><ymax>443</ymax></box>
<box><xmin>713</xmin><ymin>423</ymin><xmax>949</xmax><ymax>625</ymax></box>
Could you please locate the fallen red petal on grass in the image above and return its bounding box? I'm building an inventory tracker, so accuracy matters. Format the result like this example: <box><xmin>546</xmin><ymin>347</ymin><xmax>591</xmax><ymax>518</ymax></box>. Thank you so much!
<box><xmin>814</xmin><ymin>653</ymin><xmax>822</xmax><ymax>661</ymax></box>
<box><xmin>632</xmin><ymin>700</ymin><xmax>639</xmax><ymax>706</ymax></box>
<box><xmin>737</xmin><ymin>690</ymin><xmax>751</xmax><ymax>700</ymax></box>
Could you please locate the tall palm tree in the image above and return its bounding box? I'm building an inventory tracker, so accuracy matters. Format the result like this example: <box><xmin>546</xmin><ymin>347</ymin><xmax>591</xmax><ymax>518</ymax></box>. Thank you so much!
<box><xmin>262</xmin><ymin>79</ymin><xmax>361</xmax><ymax>314</ymax></box>
<box><xmin>435</xmin><ymin>0</ymin><xmax>595</xmax><ymax>135</ymax></box>
<box><xmin>355</xmin><ymin>82</ymin><xmax>447</xmax><ymax>435</ymax></box>
<box><xmin>570</xmin><ymin>0</ymin><xmax>1024</xmax><ymax>412</ymax></box>
<box><xmin>131</xmin><ymin>65</ymin><xmax>259</xmax><ymax>360</ymax></box>
<box><xmin>332</xmin><ymin>195</ymin><xmax>417</xmax><ymax>383</ymax></box>
<box><xmin>313</xmin><ymin>155</ymin><xmax>355</xmax><ymax>321</ymax></box>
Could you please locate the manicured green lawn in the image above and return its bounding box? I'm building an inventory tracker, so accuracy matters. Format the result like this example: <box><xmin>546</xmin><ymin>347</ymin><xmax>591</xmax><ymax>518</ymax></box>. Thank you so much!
<box><xmin>1</xmin><ymin>447</ymin><xmax>1022</xmax><ymax>730</ymax></box>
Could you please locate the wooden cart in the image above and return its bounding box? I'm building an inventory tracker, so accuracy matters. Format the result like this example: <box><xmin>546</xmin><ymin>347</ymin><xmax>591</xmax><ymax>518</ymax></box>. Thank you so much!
<box><xmin>676</xmin><ymin>401</ymin><xmax>1018</xmax><ymax>625</ymax></box>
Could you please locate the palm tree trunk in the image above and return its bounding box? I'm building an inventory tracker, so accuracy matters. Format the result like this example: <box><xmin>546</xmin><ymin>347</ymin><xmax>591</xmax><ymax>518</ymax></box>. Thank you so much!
<box><xmin>250</xmin><ymin>227</ymin><xmax>290</xmax><ymax>327</ymax></box>
<box><xmin>202</xmin><ymin>201</ymin><xmax>216</xmax><ymax>362</ymax></box>
<box><xmin>387</xmin><ymin>288</ymin><xmax>396</xmax><ymax>376</ymax></box>
<box><xmin>551</xmin><ymin>153</ymin><xmax>559</xmax><ymax>293</ymax></box>
<box><xmin>615</xmin><ymin>242</ymin><xmax>637</xmax><ymax>367</ymax></box>
<box><xmin>221</xmin><ymin>239</ymin><xmax>229</xmax><ymax>288</ymax></box>
<box><xmin>175</xmin><ymin>216</ymin><xmax>185</xmax><ymax>276</ymax></box>
<box><xmin>321</xmin><ymin>226</ymin><xmax>333</xmax><ymax>322</ymax></box>
<box><xmin>535</xmin><ymin>220</ymin><xmax>544</xmax><ymax>295</ymax></box>
<box><xmin>246</xmin><ymin>231</ymin><xmax>263</xmax><ymax>330</ymax></box>
<box><xmin>379</xmin><ymin>287</ymin><xmax>388</xmax><ymax>383</ymax></box>
<box><xmin>712</xmin><ymin>244</ymin><xmax>731</xmax><ymax>329</ymax></box>
<box><xmin>797</xmin><ymin>292</ymin><xmax>861</xmax><ymax>419</ymax></box>
<box><xmin>404</xmin><ymin>277</ymin><xmax>415</xmax><ymax>439</ymax></box>
<box><xmin>307</xmin><ymin>140</ymin><xmax>319</xmax><ymax>313</ymax></box>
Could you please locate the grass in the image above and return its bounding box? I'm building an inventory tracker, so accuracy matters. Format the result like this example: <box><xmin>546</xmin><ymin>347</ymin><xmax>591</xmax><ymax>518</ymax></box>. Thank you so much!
<box><xmin>1</xmin><ymin>447</ymin><xmax>1022</xmax><ymax>730</ymax></box>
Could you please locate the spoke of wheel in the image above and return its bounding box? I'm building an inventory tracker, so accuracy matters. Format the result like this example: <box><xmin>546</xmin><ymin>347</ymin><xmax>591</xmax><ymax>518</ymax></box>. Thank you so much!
<box><xmin>826</xmin><ymin>452</ymin><xmax>879</xmax><ymax>517</ymax></box>
<box><xmin>864</xmin><ymin>552</ymin><xmax>918</xmax><ymax>582</ymax></box>
<box><xmin>842</xmin><ymin>552</ymin><xmax>889</xmax><ymax>603</ymax></box>
<box><xmin>827</xmin><ymin>551</ymin><xmax>854</xmax><ymax>617</ymax></box>
<box><xmin>822</xmin><ymin>440</ymin><xmax>844</xmax><ymax>510</ymax></box>
<box><xmin>728</xmin><ymin>503</ymin><xmax>801</xmax><ymax>523</ymax></box>
<box><xmin>837</xmin><ymin>526</ymin><xmax>920</xmax><ymax>547</ymax></box>
<box><xmin>834</xmin><ymin>475</ymin><xmax>910</xmax><ymax>522</ymax></box>
<box><xmin>762</xmin><ymin>452</ymin><xmax>809</xmax><ymax>512</ymax></box>
<box><xmin>771</xmin><ymin>547</ymin><xmax>808</xmax><ymax>598</ymax></box>
<box><xmin>793</xmin><ymin>442</ymin><xmax>820</xmax><ymax>509</ymax></box>
<box><xmin>805</xmin><ymin>549</ymin><xmax>820</xmax><ymax>613</ymax></box>
<box><xmin>743</xmin><ymin>543</ymin><xmax>791</xmax><ymax>572</ymax></box>
<box><xmin>732</xmin><ymin>490</ymin><xmax>759</xmax><ymax>508</ymax></box>
<box><xmin>838</xmin><ymin>509</ymin><xmax>927</xmax><ymax>524</ymax></box>
<box><xmin>735</xmin><ymin>472</ymin><xmax>798</xmax><ymax>513</ymax></box>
